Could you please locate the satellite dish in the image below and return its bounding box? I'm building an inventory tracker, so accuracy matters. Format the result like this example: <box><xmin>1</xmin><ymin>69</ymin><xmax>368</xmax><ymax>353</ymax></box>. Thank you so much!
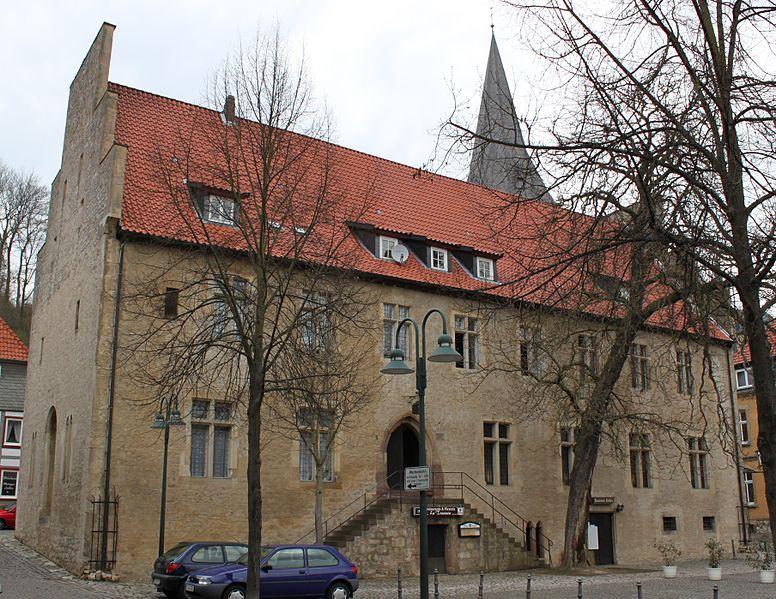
<box><xmin>390</xmin><ymin>243</ymin><xmax>409</xmax><ymax>264</ymax></box>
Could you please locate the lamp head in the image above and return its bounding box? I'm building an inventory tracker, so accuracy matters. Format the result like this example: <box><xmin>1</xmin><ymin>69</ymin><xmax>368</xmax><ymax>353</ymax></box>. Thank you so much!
<box><xmin>150</xmin><ymin>412</ymin><xmax>166</xmax><ymax>429</ymax></box>
<box><xmin>168</xmin><ymin>399</ymin><xmax>184</xmax><ymax>426</ymax></box>
<box><xmin>380</xmin><ymin>348</ymin><xmax>415</xmax><ymax>375</ymax></box>
<box><xmin>428</xmin><ymin>333</ymin><xmax>463</xmax><ymax>363</ymax></box>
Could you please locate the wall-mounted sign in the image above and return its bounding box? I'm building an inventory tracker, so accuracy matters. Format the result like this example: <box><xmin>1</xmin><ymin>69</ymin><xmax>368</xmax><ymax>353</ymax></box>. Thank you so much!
<box><xmin>411</xmin><ymin>506</ymin><xmax>464</xmax><ymax>517</ymax></box>
<box><xmin>404</xmin><ymin>466</ymin><xmax>431</xmax><ymax>491</ymax></box>
<box><xmin>591</xmin><ymin>496</ymin><xmax>615</xmax><ymax>506</ymax></box>
<box><xmin>458</xmin><ymin>521</ymin><xmax>482</xmax><ymax>538</ymax></box>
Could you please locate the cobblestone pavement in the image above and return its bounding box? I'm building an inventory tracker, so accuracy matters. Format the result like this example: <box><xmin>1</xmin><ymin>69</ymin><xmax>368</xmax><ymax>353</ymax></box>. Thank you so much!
<box><xmin>2</xmin><ymin>531</ymin><xmax>775</xmax><ymax>599</ymax></box>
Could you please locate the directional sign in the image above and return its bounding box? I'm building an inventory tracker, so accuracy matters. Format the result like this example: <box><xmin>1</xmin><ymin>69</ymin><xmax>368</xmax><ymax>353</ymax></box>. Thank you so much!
<box><xmin>404</xmin><ymin>466</ymin><xmax>430</xmax><ymax>491</ymax></box>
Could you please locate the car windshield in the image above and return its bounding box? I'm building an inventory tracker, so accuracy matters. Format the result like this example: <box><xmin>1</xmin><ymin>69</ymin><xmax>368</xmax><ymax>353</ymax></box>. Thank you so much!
<box><xmin>162</xmin><ymin>543</ymin><xmax>190</xmax><ymax>560</ymax></box>
<box><xmin>237</xmin><ymin>547</ymin><xmax>273</xmax><ymax>565</ymax></box>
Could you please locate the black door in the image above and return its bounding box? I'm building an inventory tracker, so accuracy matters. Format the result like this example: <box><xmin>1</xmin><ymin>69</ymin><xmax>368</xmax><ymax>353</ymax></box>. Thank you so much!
<box><xmin>588</xmin><ymin>513</ymin><xmax>614</xmax><ymax>565</ymax></box>
<box><xmin>428</xmin><ymin>525</ymin><xmax>447</xmax><ymax>574</ymax></box>
<box><xmin>386</xmin><ymin>424</ymin><xmax>419</xmax><ymax>489</ymax></box>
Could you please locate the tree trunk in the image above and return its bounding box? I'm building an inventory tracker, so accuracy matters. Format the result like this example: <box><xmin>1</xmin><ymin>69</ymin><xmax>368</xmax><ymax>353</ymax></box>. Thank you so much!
<box><xmin>246</xmin><ymin>372</ymin><xmax>264</xmax><ymax>599</ymax></box>
<box><xmin>314</xmin><ymin>460</ymin><xmax>325</xmax><ymax>543</ymax></box>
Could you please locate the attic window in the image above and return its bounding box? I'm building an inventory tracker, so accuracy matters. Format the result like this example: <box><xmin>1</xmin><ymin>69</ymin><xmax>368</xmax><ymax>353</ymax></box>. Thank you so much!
<box><xmin>202</xmin><ymin>195</ymin><xmax>238</xmax><ymax>225</ymax></box>
<box><xmin>379</xmin><ymin>236</ymin><xmax>398</xmax><ymax>260</ymax></box>
<box><xmin>431</xmin><ymin>248</ymin><xmax>448</xmax><ymax>271</ymax></box>
<box><xmin>476</xmin><ymin>257</ymin><xmax>495</xmax><ymax>281</ymax></box>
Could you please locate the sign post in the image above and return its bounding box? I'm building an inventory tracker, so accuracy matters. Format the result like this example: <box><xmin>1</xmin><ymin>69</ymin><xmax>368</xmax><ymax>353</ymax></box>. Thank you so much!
<box><xmin>404</xmin><ymin>466</ymin><xmax>431</xmax><ymax>491</ymax></box>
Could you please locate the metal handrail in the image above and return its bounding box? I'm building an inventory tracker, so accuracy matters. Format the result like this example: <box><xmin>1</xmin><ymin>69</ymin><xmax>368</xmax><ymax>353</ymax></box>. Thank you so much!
<box><xmin>295</xmin><ymin>469</ymin><xmax>553</xmax><ymax>565</ymax></box>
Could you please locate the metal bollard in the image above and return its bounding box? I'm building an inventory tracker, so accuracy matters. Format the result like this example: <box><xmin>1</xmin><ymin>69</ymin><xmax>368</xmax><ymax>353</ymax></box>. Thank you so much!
<box><xmin>577</xmin><ymin>577</ymin><xmax>583</xmax><ymax>599</ymax></box>
<box><xmin>434</xmin><ymin>568</ymin><xmax>439</xmax><ymax>599</ymax></box>
<box><xmin>526</xmin><ymin>574</ymin><xmax>532</xmax><ymax>599</ymax></box>
<box><xmin>712</xmin><ymin>585</ymin><xmax>719</xmax><ymax>599</ymax></box>
<box><xmin>478</xmin><ymin>571</ymin><xmax>484</xmax><ymax>598</ymax></box>
<box><xmin>397</xmin><ymin>567</ymin><xmax>402</xmax><ymax>599</ymax></box>
<box><xmin>636</xmin><ymin>581</ymin><xmax>642</xmax><ymax>599</ymax></box>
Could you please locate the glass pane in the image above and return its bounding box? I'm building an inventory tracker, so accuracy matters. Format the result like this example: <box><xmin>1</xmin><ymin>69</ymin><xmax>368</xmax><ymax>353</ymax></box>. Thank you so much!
<box><xmin>483</xmin><ymin>423</ymin><xmax>494</xmax><ymax>438</ymax></box>
<box><xmin>214</xmin><ymin>402</ymin><xmax>231</xmax><ymax>421</ymax></box>
<box><xmin>225</xmin><ymin>545</ymin><xmax>247</xmax><ymax>562</ymax></box>
<box><xmin>267</xmin><ymin>548</ymin><xmax>305</xmax><ymax>569</ymax></box>
<box><xmin>190</xmin><ymin>425</ymin><xmax>208</xmax><ymax>477</ymax></box>
<box><xmin>468</xmin><ymin>334</ymin><xmax>478</xmax><ymax>369</ymax></box>
<box><xmin>642</xmin><ymin>451</ymin><xmax>651</xmax><ymax>488</ymax></box>
<box><xmin>383</xmin><ymin>321</ymin><xmax>394</xmax><ymax>355</ymax></box>
<box><xmin>383</xmin><ymin>303</ymin><xmax>394</xmax><ymax>319</ymax></box>
<box><xmin>455</xmin><ymin>316</ymin><xmax>465</xmax><ymax>330</ymax></box>
<box><xmin>499</xmin><ymin>443</ymin><xmax>509</xmax><ymax>485</ymax></box>
<box><xmin>498</xmin><ymin>424</ymin><xmax>509</xmax><ymax>439</ymax></box>
<box><xmin>307</xmin><ymin>548</ymin><xmax>339</xmax><ymax>568</ymax></box>
<box><xmin>299</xmin><ymin>432</ymin><xmax>313</xmax><ymax>481</ymax></box>
<box><xmin>213</xmin><ymin>426</ymin><xmax>230</xmax><ymax>478</ymax></box>
<box><xmin>468</xmin><ymin>318</ymin><xmax>477</xmax><ymax>332</ymax></box>
<box><xmin>484</xmin><ymin>442</ymin><xmax>495</xmax><ymax>485</ymax></box>
<box><xmin>192</xmin><ymin>545</ymin><xmax>224</xmax><ymax>563</ymax></box>
<box><xmin>562</xmin><ymin>446</ymin><xmax>571</xmax><ymax>485</ymax></box>
<box><xmin>630</xmin><ymin>451</ymin><xmax>639</xmax><ymax>487</ymax></box>
<box><xmin>192</xmin><ymin>400</ymin><xmax>209</xmax><ymax>420</ymax></box>
<box><xmin>398</xmin><ymin>305</ymin><xmax>410</xmax><ymax>318</ymax></box>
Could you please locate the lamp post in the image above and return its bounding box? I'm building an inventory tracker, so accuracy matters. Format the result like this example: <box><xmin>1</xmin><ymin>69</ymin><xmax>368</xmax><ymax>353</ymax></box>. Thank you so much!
<box><xmin>381</xmin><ymin>309</ymin><xmax>461</xmax><ymax>599</ymax></box>
<box><xmin>151</xmin><ymin>396</ymin><xmax>184</xmax><ymax>557</ymax></box>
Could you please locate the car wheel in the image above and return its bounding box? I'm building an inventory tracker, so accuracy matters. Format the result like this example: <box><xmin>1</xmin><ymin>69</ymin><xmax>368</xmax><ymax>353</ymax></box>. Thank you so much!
<box><xmin>222</xmin><ymin>584</ymin><xmax>246</xmax><ymax>599</ymax></box>
<box><xmin>327</xmin><ymin>581</ymin><xmax>352</xmax><ymax>599</ymax></box>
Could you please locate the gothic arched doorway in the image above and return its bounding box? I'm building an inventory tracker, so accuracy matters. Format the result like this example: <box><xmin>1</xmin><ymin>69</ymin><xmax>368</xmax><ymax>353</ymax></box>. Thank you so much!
<box><xmin>386</xmin><ymin>423</ymin><xmax>419</xmax><ymax>489</ymax></box>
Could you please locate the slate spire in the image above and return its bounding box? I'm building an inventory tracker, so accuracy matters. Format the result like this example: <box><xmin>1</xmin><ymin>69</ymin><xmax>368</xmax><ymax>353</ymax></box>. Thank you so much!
<box><xmin>468</xmin><ymin>32</ymin><xmax>552</xmax><ymax>202</ymax></box>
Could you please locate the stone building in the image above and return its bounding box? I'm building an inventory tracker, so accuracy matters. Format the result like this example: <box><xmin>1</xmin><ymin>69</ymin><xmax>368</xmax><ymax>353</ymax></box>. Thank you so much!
<box><xmin>17</xmin><ymin>23</ymin><xmax>742</xmax><ymax>582</ymax></box>
<box><xmin>733</xmin><ymin>324</ymin><xmax>776</xmax><ymax>536</ymax></box>
<box><xmin>0</xmin><ymin>316</ymin><xmax>28</xmax><ymax>508</ymax></box>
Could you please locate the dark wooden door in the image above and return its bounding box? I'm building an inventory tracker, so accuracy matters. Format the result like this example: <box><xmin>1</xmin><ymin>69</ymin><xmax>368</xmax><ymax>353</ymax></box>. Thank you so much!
<box><xmin>588</xmin><ymin>513</ymin><xmax>614</xmax><ymax>565</ymax></box>
<box><xmin>428</xmin><ymin>525</ymin><xmax>447</xmax><ymax>574</ymax></box>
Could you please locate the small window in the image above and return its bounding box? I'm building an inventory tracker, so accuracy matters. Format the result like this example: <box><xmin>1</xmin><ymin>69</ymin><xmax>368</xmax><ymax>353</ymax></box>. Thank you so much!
<box><xmin>431</xmin><ymin>247</ymin><xmax>448</xmax><ymax>271</ymax></box>
<box><xmin>736</xmin><ymin>366</ymin><xmax>753</xmax><ymax>390</ymax></box>
<box><xmin>307</xmin><ymin>548</ymin><xmax>339</xmax><ymax>567</ymax></box>
<box><xmin>744</xmin><ymin>469</ymin><xmax>756</xmax><ymax>505</ymax></box>
<box><xmin>483</xmin><ymin>422</ymin><xmax>494</xmax><ymax>438</ymax></box>
<box><xmin>267</xmin><ymin>548</ymin><xmax>305</xmax><ymax>570</ymax></box>
<box><xmin>379</xmin><ymin>236</ymin><xmax>398</xmax><ymax>260</ymax></box>
<box><xmin>214</xmin><ymin>402</ymin><xmax>231</xmax><ymax>421</ymax></box>
<box><xmin>203</xmin><ymin>195</ymin><xmax>237</xmax><ymax>225</ymax></box>
<box><xmin>3</xmin><ymin>418</ymin><xmax>22</xmax><ymax>447</ymax></box>
<box><xmin>662</xmin><ymin>516</ymin><xmax>677</xmax><ymax>532</ymax></box>
<box><xmin>191</xmin><ymin>545</ymin><xmax>225</xmax><ymax>563</ymax></box>
<box><xmin>702</xmin><ymin>516</ymin><xmax>715</xmax><ymax>532</ymax></box>
<box><xmin>192</xmin><ymin>400</ymin><xmax>209</xmax><ymax>420</ymax></box>
<box><xmin>455</xmin><ymin>316</ymin><xmax>479</xmax><ymax>369</ymax></box>
<box><xmin>476</xmin><ymin>257</ymin><xmax>494</xmax><ymax>281</ymax></box>
<box><xmin>164</xmin><ymin>288</ymin><xmax>180</xmax><ymax>318</ymax></box>
<box><xmin>739</xmin><ymin>409</ymin><xmax>750</xmax><ymax>444</ymax></box>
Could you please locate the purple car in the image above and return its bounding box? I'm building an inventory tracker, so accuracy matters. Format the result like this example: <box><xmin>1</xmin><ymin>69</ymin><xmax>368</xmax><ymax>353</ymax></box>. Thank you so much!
<box><xmin>183</xmin><ymin>544</ymin><xmax>358</xmax><ymax>599</ymax></box>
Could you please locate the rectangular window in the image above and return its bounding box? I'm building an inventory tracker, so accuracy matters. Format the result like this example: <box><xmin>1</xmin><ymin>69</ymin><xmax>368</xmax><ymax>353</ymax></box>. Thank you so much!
<box><xmin>484</xmin><ymin>441</ymin><xmax>495</xmax><ymax>485</ymax></box>
<box><xmin>577</xmin><ymin>334</ymin><xmax>598</xmax><ymax>377</ymax></box>
<box><xmin>630</xmin><ymin>344</ymin><xmax>648</xmax><ymax>390</ymax></box>
<box><xmin>702</xmin><ymin>516</ymin><xmax>715</xmax><ymax>532</ymax></box>
<box><xmin>299</xmin><ymin>411</ymin><xmax>334</xmax><ymax>483</ymax></box>
<box><xmin>203</xmin><ymin>195</ymin><xmax>237</xmax><ymax>225</ymax></box>
<box><xmin>484</xmin><ymin>421</ymin><xmax>510</xmax><ymax>486</ymax></box>
<box><xmin>662</xmin><ymin>516</ymin><xmax>677</xmax><ymax>532</ymax></box>
<box><xmin>192</xmin><ymin>399</ymin><xmax>210</xmax><ymax>420</ymax></box>
<box><xmin>677</xmin><ymin>350</ymin><xmax>694</xmax><ymax>395</ymax></box>
<box><xmin>379</xmin><ymin>236</ymin><xmax>397</xmax><ymax>260</ymax></box>
<box><xmin>739</xmin><ymin>409</ymin><xmax>750</xmax><ymax>444</ymax></box>
<box><xmin>0</xmin><ymin>470</ymin><xmax>18</xmax><ymax>499</ymax></box>
<box><xmin>744</xmin><ymin>470</ymin><xmax>755</xmax><ymax>505</ymax></box>
<box><xmin>736</xmin><ymin>366</ymin><xmax>753</xmax><ymax>390</ymax></box>
<box><xmin>164</xmin><ymin>288</ymin><xmax>180</xmax><ymax>318</ymax></box>
<box><xmin>301</xmin><ymin>293</ymin><xmax>332</xmax><ymax>351</ymax></box>
<box><xmin>455</xmin><ymin>316</ymin><xmax>479</xmax><ymax>369</ymax></box>
<box><xmin>382</xmin><ymin>303</ymin><xmax>410</xmax><ymax>357</ymax></box>
<box><xmin>629</xmin><ymin>433</ymin><xmax>652</xmax><ymax>488</ymax></box>
<box><xmin>431</xmin><ymin>247</ymin><xmax>448</xmax><ymax>271</ymax></box>
<box><xmin>214</xmin><ymin>402</ymin><xmax>231</xmax><ymax>421</ymax></box>
<box><xmin>688</xmin><ymin>436</ymin><xmax>709</xmax><ymax>489</ymax></box>
<box><xmin>213</xmin><ymin>426</ymin><xmax>230</xmax><ymax>478</ymax></box>
<box><xmin>499</xmin><ymin>442</ymin><xmax>510</xmax><ymax>486</ymax></box>
<box><xmin>3</xmin><ymin>418</ymin><xmax>22</xmax><ymax>448</ymax></box>
<box><xmin>190</xmin><ymin>424</ymin><xmax>209</xmax><ymax>477</ymax></box>
<box><xmin>560</xmin><ymin>427</ymin><xmax>577</xmax><ymax>486</ymax></box>
<box><xmin>476</xmin><ymin>257</ymin><xmax>495</xmax><ymax>281</ymax></box>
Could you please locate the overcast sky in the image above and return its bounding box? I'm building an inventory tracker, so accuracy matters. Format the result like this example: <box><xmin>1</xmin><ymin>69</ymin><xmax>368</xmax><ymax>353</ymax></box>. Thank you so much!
<box><xmin>0</xmin><ymin>1</ymin><xmax>551</xmax><ymax>187</ymax></box>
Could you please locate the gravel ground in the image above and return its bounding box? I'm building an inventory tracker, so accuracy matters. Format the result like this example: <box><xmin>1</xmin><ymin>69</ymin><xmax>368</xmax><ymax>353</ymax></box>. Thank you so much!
<box><xmin>1</xmin><ymin>531</ymin><xmax>774</xmax><ymax>599</ymax></box>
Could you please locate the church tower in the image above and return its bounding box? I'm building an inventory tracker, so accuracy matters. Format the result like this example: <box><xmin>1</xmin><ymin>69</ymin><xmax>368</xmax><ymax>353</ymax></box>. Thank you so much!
<box><xmin>468</xmin><ymin>32</ymin><xmax>552</xmax><ymax>202</ymax></box>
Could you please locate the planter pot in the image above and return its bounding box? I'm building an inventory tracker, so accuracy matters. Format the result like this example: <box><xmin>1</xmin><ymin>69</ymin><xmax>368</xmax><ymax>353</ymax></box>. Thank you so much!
<box><xmin>662</xmin><ymin>565</ymin><xmax>678</xmax><ymax>578</ymax></box>
<box><xmin>759</xmin><ymin>570</ymin><xmax>775</xmax><ymax>584</ymax></box>
<box><xmin>707</xmin><ymin>567</ymin><xmax>722</xmax><ymax>581</ymax></box>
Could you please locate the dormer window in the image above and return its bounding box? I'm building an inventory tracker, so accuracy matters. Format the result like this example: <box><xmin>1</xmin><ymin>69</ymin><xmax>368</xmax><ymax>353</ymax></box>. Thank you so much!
<box><xmin>379</xmin><ymin>236</ymin><xmax>398</xmax><ymax>260</ymax></box>
<box><xmin>203</xmin><ymin>195</ymin><xmax>237</xmax><ymax>225</ymax></box>
<box><xmin>476</xmin><ymin>257</ymin><xmax>495</xmax><ymax>281</ymax></box>
<box><xmin>431</xmin><ymin>247</ymin><xmax>448</xmax><ymax>271</ymax></box>
<box><xmin>295</xmin><ymin>226</ymin><xmax>308</xmax><ymax>235</ymax></box>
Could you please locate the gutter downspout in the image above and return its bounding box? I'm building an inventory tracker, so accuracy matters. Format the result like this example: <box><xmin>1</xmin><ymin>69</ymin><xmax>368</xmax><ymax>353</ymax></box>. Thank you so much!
<box><xmin>100</xmin><ymin>236</ymin><xmax>125</xmax><ymax>570</ymax></box>
<box><xmin>727</xmin><ymin>348</ymin><xmax>749</xmax><ymax>544</ymax></box>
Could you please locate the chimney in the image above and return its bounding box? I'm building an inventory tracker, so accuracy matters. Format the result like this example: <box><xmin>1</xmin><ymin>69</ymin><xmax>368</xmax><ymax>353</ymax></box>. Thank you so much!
<box><xmin>223</xmin><ymin>95</ymin><xmax>236</xmax><ymax>124</ymax></box>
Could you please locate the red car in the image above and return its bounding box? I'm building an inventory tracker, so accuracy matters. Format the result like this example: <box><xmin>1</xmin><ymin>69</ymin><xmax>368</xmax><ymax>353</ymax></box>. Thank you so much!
<box><xmin>0</xmin><ymin>506</ymin><xmax>16</xmax><ymax>529</ymax></box>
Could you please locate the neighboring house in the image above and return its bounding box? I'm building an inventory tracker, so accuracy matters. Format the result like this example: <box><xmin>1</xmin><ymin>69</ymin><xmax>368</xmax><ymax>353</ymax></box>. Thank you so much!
<box><xmin>733</xmin><ymin>324</ymin><xmax>776</xmax><ymax>535</ymax></box>
<box><xmin>0</xmin><ymin>316</ymin><xmax>29</xmax><ymax>507</ymax></box>
<box><xmin>17</xmin><ymin>23</ymin><xmax>741</xmax><ymax>581</ymax></box>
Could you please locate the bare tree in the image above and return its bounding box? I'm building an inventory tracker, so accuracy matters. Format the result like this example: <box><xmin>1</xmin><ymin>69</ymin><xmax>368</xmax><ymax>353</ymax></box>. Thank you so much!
<box><xmin>120</xmin><ymin>29</ymin><xmax>373</xmax><ymax>599</ymax></box>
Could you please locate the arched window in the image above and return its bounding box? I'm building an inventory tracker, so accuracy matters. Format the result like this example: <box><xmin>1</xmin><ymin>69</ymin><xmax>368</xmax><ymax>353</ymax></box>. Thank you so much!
<box><xmin>535</xmin><ymin>521</ymin><xmax>543</xmax><ymax>559</ymax></box>
<box><xmin>525</xmin><ymin>521</ymin><xmax>532</xmax><ymax>553</ymax></box>
<box><xmin>43</xmin><ymin>408</ymin><xmax>57</xmax><ymax>514</ymax></box>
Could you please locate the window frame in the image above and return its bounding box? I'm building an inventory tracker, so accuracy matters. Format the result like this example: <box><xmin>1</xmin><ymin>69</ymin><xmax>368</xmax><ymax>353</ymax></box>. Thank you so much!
<box><xmin>677</xmin><ymin>350</ymin><xmax>694</xmax><ymax>395</ymax></box>
<box><xmin>298</xmin><ymin>410</ymin><xmax>335</xmax><ymax>484</ymax></box>
<box><xmin>577</xmin><ymin>334</ymin><xmax>598</xmax><ymax>377</ymax></box>
<box><xmin>744</xmin><ymin>469</ymin><xmax>756</xmax><ymax>505</ymax></box>
<box><xmin>2</xmin><ymin>416</ymin><xmax>22</xmax><ymax>448</ymax></box>
<box><xmin>735</xmin><ymin>365</ymin><xmax>754</xmax><ymax>390</ymax></box>
<box><xmin>483</xmin><ymin>421</ymin><xmax>511</xmax><ymax>486</ymax></box>
<box><xmin>203</xmin><ymin>194</ymin><xmax>238</xmax><ymax>226</ymax></box>
<box><xmin>382</xmin><ymin>303</ymin><xmax>410</xmax><ymax>358</ymax></box>
<box><xmin>430</xmin><ymin>247</ymin><xmax>449</xmax><ymax>271</ymax></box>
<box><xmin>628</xmin><ymin>432</ymin><xmax>652</xmax><ymax>489</ymax></box>
<box><xmin>688</xmin><ymin>436</ymin><xmax>710</xmax><ymax>489</ymax></box>
<box><xmin>662</xmin><ymin>516</ymin><xmax>678</xmax><ymax>533</ymax></box>
<box><xmin>630</xmin><ymin>344</ymin><xmax>649</xmax><ymax>391</ymax></box>
<box><xmin>164</xmin><ymin>287</ymin><xmax>180</xmax><ymax>319</ymax></box>
<box><xmin>560</xmin><ymin>426</ymin><xmax>578</xmax><ymax>486</ymax></box>
<box><xmin>190</xmin><ymin>399</ymin><xmax>233</xmax><ymax>479</ymax></box>
<box><xmin>476</xmin><ymin>257</ymin><xmax>495</xmax><ymax>281</ymax></box>
<box><xmin>739</xmin><ymin>409</ymin><xmax>750</xmax><ymax>445</ymax></box>
<box><xmin>379</xmin><ymin>236</ymin><xmax>398</xmax><ymax>260</ymax></box>
<box><xmin>455</xmin><ymin>315</ymin><xmax>479</xmax><ymax>370</ymax></box>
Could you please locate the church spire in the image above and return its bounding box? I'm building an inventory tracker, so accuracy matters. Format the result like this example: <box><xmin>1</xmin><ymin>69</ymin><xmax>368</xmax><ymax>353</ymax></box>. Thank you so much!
<box><xmin>468</xmin><ymin>32</ymin><xmax>552</xmax><ymax>202</ymax></box>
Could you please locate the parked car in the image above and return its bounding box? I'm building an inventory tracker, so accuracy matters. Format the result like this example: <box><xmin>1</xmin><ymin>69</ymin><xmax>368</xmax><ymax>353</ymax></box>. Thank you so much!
<box><xmin>184</xmin><ymin>544</ymin><xmax>358</xmax><ymax>599</ymax></box>
<box><xmin>0</xmin><ymin>505</ymin><xmax>16</xmax><ymax>529</ymax></box>
<box><xmin>152</xmin><ymin>541</ymin><xmax>248</xmax><ymax>598</ymax></box>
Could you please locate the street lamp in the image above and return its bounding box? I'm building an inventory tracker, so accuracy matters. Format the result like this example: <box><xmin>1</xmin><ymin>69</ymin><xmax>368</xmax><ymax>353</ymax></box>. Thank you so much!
<box><xmin>151</xmin><ymin>396</ymin><xmax>184</xmax><ymax>557</ymax></box>
<box><xmin>381</xmin><ymin>309</ymin><xmax>461</xmax><ymax>599</ymax></box>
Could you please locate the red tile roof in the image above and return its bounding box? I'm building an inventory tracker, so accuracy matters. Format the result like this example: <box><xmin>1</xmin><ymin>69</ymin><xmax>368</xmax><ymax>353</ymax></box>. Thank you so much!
<box><xmin>108</xmin><ymin>82</ymin><xmax>727</xmax><ymax>341</ymax></box>
<box><xmin>734</xmin><ymin>324</ymin><xmax>776</xmax><ymax>365</ymax></box>
<box><xmin>0</xmin><ymin>316</ymin><xmax>28</xmax><ymax>363</ymax></box>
